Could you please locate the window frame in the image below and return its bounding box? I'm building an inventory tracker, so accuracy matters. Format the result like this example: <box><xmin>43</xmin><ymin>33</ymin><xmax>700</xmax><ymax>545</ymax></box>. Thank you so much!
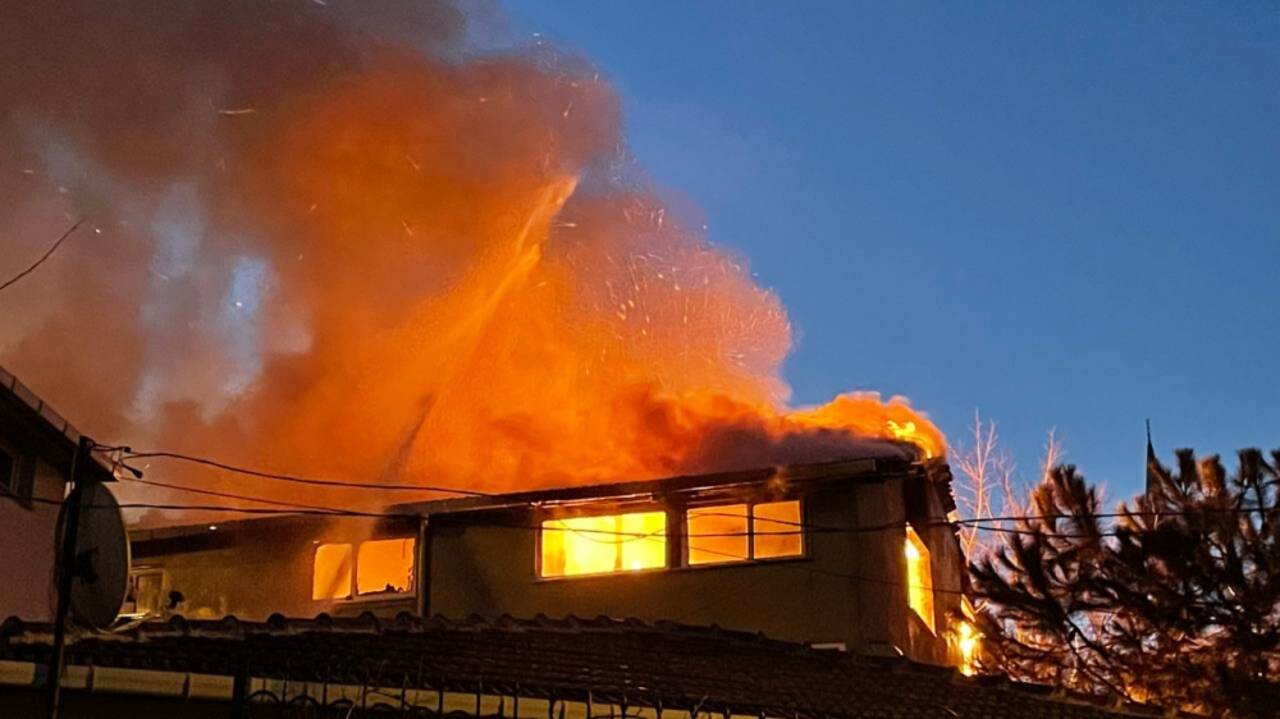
<box><xmin>682</xmin><ymin>498</ymin><xmax>806</xmax><ymax>568</ymax></box>
<box><xmin>311</xmin><ymin>536</ymin><xmax>419</xmax><ymax>603</ymax></box>
<box><xmin>123</xmin><ymin>568</ymin><xmax>170</xmax><ymax>618</ymax></box>
<box><xmin>536</xmin><ymin>507</ymin><xmax>670</xmax><ymax>580</ymax></box>
<box><xmin>0</xmin><ymin>445</ymin><xmax>36</xmax><ymax>508</ymax></box>
<box><xmin>0</xmin><ymin>447</ymin><xmax>16</xmax><ymax>495</ymax></box>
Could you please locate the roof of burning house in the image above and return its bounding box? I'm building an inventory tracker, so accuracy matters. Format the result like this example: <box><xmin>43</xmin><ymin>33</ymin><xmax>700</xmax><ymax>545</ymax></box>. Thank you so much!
<box><xmin>0</xmin><ymin>364</ymin><xmax>114</xmax><ymax>482</ymax></box>
<box><xmin>128</xmin><ymin>453</ymin><xmax>954</xmax><ymax>541</ymax></box>
<box><xmin>0</xmin><ymin>613</ymin><xmax>1150</xmax><ymax>718</ymax></box>
<box><xmin>391</xmin><ymin>451</ymin><xmax>946</xmax><ymax>517</ymax></box>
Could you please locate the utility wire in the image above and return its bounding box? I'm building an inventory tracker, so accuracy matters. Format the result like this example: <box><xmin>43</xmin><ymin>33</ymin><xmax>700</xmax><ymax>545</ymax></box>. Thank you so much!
<box><xmin>0</xmin><ymin>219</ymin><xmax>84</xmax><ymax>292</ymax></box>
<box><xmin>35</xmin><ymin>490</ymin><xmax>1272</xmax><ymax>542</ymax></box>
<box><xmin>73</xmin><ymin>443</ymin><xmax>1277</xmax><ymax>543</ymax></box>
<box><xmin>118</xmin><ymin>447</ymin><xmax>1275</xmax><ymax>529</ymax></box>
<box><xmin>124</xmin><ymin>450</ymin><xmax>493</xmax><ymax>497</ymax></box>
<box><xmin>121</xmin><ymin>476</ymin><xmax>367</xmax><ymax>515</ymax></box>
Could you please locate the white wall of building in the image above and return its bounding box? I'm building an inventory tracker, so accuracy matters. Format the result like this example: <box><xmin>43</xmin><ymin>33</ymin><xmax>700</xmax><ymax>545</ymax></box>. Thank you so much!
<box><xmin>0</xmin><ymin>451</ymin><xmax>64</xmax><ymax>622</ymax></box>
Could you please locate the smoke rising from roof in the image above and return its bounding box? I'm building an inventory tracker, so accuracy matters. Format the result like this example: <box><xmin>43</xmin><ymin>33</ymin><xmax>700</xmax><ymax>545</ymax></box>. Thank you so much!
<box><xmin>0</xmin><ymin>1</ymin><xmax>940</xmax><ymax>507</ymax></box>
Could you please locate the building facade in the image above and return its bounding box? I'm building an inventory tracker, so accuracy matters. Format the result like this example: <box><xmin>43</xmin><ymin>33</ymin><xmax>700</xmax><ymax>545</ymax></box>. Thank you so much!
<box><xmin>129</xmin><ymin>453</ymin><xmax>970</xmax><ymax>667</ymax></box>
<box><xmin>0</xmin><ymin>366</ymin><xmax>115</xmax><ymax>622</ymax></box>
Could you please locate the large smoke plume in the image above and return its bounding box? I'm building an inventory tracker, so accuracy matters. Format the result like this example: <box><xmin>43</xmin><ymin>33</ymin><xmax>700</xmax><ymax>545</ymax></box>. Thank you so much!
<box><xmin>0</xmin><ymin>1</ymin><xmax>942</xmax><ymax>507</ymax></box>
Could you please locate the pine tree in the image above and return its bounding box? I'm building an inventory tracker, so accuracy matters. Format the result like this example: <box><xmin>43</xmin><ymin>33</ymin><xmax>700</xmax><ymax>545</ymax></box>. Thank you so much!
<box><xmin>970</xmin><ymin>449</ymin><xmax>1280</xmax><ymax>717</ymax></box>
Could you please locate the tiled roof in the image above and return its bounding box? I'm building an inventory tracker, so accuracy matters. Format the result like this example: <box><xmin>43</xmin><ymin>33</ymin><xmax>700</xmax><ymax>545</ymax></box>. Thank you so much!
<box><xmin>0</xmin><ymin>614</ymin><xmax>1152</xmax><ymax>718</ymax></box>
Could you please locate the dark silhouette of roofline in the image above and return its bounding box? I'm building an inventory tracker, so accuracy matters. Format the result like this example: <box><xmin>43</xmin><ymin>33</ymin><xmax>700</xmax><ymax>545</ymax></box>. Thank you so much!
<box><xmin>0</xmin><ymin>364</ymin><xmax>114</xmax><ymax>483</ymax></box>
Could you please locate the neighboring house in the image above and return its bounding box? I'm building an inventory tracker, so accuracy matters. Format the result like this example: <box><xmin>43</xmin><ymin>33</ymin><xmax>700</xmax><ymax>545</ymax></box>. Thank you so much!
<box><xmin>129</xmin><ymin>450</ymin><xmax>970</xmax><ymax>667</ymax></box>
<box><xmin>0</xmin><ymin>366</ymin><xmax>115</xmax><ymax>622</ymax></box>
<box><xmin>0</xmin><ymin>614</ymin><xmax>1154</xmax><ymax>719</ymax></box>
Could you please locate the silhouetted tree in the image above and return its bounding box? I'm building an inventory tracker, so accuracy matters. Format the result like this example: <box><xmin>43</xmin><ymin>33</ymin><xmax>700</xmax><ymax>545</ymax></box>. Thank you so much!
<box><xmin>970</xmin><ymin>448</ymin><xmax>1280</xmax><ymax>717</ymax></box>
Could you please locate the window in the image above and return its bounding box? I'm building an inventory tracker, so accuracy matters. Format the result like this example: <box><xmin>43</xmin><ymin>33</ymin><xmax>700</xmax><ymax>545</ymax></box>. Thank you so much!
<box><xmin>0</xmin><ymin>447</ymin><xmax>35</xmax><ymax>504</ymax></box>
<box><xmin>313</xmin><ymin>543</ymin><xmax>353</xmax><ymax>600</ymax></box>
<box><xmin>357</xmin><ymin>538</ymin><xmax>415</xmax><ymax>595</ymax></box>
<box><xmin>540</xmin><ymin>511</ymin><xmax>667</xmax><ymax>578</ymax></box>
<box><xmin>752</xmin><ymin>500</ymin><xmax>804</xmax><ymax>558</ymax></box>
<box><xmin>120</xmin><ymin>569</ymin><xmax>168</xmax><ymax>618</ymax></box>
<box><xmin>132</xmin><ymin>570</ymin><xmax>166</xmax><ymax>614</ymax></box>
<box><xmin>904</xmin><ymin>525</ymin><xmax>935</xmax><ymax>632</ymax></box>
<box><xmin>686</xmin><ymin>504</ymin><xmax>748</xmax><ymax>564</ymax></box>
<box><xmin>686</xmin><ymin>499</ymin><xmax>803</xmax><ymax>565</ymax></box>
<box><xmin>0</xmin><ymin>449</ymin><xmax>15</xmax><ymax>495</ymax></box>
<box><xmin>313</xmin><ymin>538</ymin><xmax>417</xmax><ymax>600</ymax></box>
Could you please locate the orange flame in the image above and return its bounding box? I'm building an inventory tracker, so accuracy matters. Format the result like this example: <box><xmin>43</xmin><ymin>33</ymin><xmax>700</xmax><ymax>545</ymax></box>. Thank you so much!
<box><xmin>0</xmin><ymin>7</ymin><xmax>945</xmax><ymax>503</ymax></box>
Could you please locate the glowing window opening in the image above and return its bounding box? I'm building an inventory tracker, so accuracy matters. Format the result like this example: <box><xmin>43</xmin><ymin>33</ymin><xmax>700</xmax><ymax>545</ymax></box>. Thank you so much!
<box><xmin>540</xmin><ymin>511</ymin><xmax>667</xmax><ymax>578</ymax></box>
<box><xmin>313</xmin><ymin>538</ymin><xmax>417</xmax><ymax>600</ymax></box>
<box><xmin>687</xmin><ymin>500</ymin><xmax>803</xmax><ymax>566</ymax></box>
<box><xmin>357</xmin><ymin>538</ymin><xmax>416</xmax><ymax>596</ymax></box>
<box><xmin>313</xmin><ymin>543</ymin><xmax>353</xmax><ymax>600</ymax></box>
<box><xmin>904</xmin><ymin>525</ymin><xmax>935</xmax><ymax>633</ymax></box>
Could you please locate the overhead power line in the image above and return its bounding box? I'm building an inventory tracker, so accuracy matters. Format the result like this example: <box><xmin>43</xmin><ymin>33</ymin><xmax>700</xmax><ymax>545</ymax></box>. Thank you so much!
<box><xmin>78</xmin><ymin>442</ymin><xmax>1276</xmax><ymax>543</ymax></box>
<box><xmin>0</xmin><ymin>219</ymin><xmax>85</xmax><ymax>293</ymax></box>
<box><xmin>34</xmin><ymin>488</ymin><xmax>1273</xmax><ymax>542</ymax></box>
<box><xmin>124</xmin><ymin>450</ymin><xmax>493</xmax><ymax>497</ymax></box>
<box><xmin>121</xmin><ymin>476</ymin><xmax>367</xmax><ymax>515</ymax></box>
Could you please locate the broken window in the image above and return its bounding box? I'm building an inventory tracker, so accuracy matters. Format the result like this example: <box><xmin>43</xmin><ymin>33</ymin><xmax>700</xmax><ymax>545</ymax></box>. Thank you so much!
<box><xmin>686</xmin><ymin>499</ymin><xmax>803</xmax><ymax>565</ymax></box>
<box><xmin>540</xmin><ymin>511</ymin><xmax>667</xmax><ymax>578</ymax></box>
<box><xmin>357</xmin><ymin>538</ymin><xmax>415</xmax><ymax>595</ymax></box>
<box><xmin>904</xmin><ymin>525</ymin><xmax>935</xmax><ymax>632</ymax></box>
<box><xmin>313</xmin><ymin>538</ymin><xmax>416</xmax><ymax>600</ymax></box>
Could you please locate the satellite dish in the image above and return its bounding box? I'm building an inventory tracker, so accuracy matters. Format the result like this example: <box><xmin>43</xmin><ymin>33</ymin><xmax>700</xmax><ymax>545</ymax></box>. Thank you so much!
<box><xmin>57</xmin><ymin>482</ymin><xmax>130</xmax><ymax>628</ymax></box>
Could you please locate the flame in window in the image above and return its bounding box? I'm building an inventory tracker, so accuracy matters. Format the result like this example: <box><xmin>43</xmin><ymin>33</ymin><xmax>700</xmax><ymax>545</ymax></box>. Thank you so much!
<box><xmin>357</xmin><ymin>538</ymin><xmax>416</xmax><ymax>595</ymax></box>
<box><xmin>904</xmin><ymin>526</ymin><xmax>935</xmax><ymax>632</ymax></box>
<box><xmin>687</xmin><ymin>504</ymin><xmax>749</xmax><ymax>565</ymax></box>
<box><xmin>540</xmin><ymin>511</ymin><xmax>667</xmax><ymax>577</ymax></box>
<box><xmin>687</xmin><ymin>500</ymin><xmax>803</xmax><ymax>565</ymax></box>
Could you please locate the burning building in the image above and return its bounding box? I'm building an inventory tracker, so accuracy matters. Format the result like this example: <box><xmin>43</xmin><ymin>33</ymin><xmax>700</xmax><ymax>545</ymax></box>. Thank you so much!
<box><xmin>127</xmin><ymin>448</ymin><xmax>969</xmax><ymax>668</ymax></box>
<box><xmin>0</xmin><ymin>3</ymin><xmax>998</xmax><ymax>713</ymax></box>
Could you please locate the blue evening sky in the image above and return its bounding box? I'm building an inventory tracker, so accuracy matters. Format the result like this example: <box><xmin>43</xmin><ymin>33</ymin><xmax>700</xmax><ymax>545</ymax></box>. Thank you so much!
<box><xmin>502</xmin><ymin>1</ymin><xmax>1280</xmax><ymax>500</ymax></box>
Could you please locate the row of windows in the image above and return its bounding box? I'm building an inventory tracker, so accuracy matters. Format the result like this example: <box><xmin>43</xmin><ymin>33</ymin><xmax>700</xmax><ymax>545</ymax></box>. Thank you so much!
<box><xmin>538</xmin><ymin>500</ymin><xmax>804</xmax><ymax>578</ymax></box>
<box><xmin>304</xmin><ymin>506</ymin><xmax>940</xmax><ymax>641</ymax></box>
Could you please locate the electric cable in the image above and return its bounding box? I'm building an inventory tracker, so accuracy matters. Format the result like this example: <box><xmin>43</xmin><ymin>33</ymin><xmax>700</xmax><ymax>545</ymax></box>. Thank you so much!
<box><xmin>0</xmin><ymin>219</ymin><xmax>84</xmax><ymax>292</ymax></box>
